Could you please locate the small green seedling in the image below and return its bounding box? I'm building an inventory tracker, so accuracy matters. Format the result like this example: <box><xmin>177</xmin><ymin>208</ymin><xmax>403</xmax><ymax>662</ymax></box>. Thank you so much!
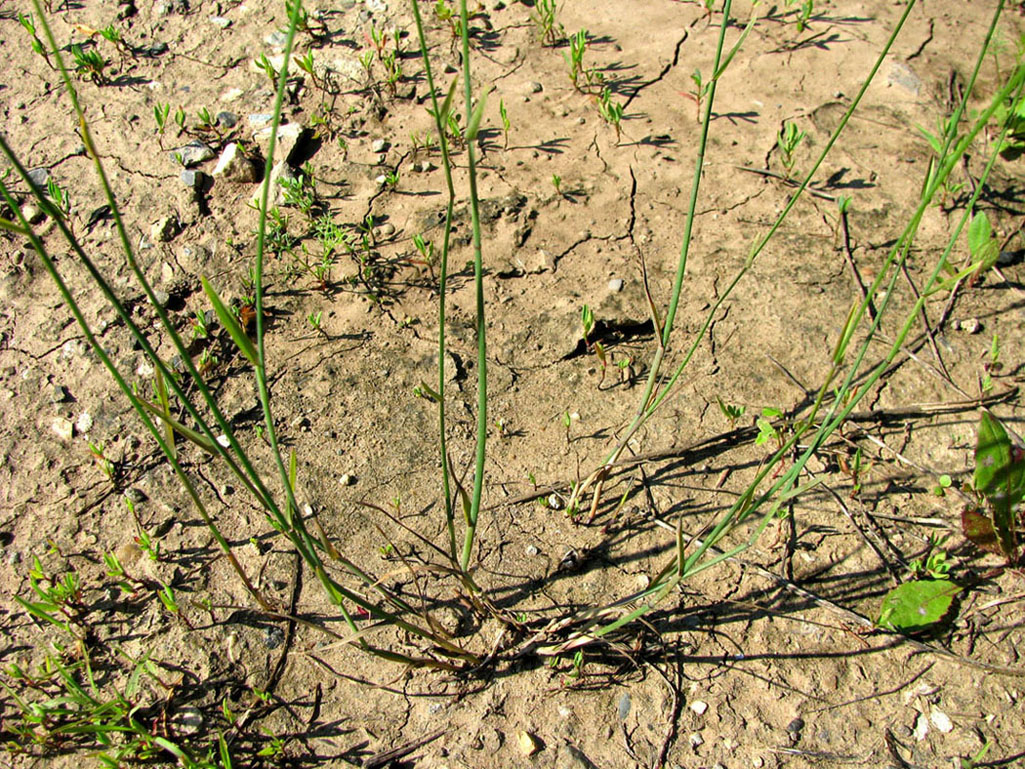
<box><xmin>70</xmin><ymin>43</ymin><xmax>108</xmax><ymax>85</ymax></box>
<box><xmin>88</xmin><ymin>440</ymin><xmax>116</xmax><ymax>482</ymax></box>
<box><xmin>598</xmin><ymin>88</ymin><xmax>625</xmax><ymax>141</ymax></box>
<box><xmin>18</xmin><ymin>13</ymin><xmax>52</xmax><ymax>68</ymax></box>
<box><xmin>932</xmin><ymin>473</ymin><xmax>953</xmax><ymax>497</ymax></box>
<box><xmin>307</xmin><ymin>310</ymin><xmax>325</xmax><ymax>334</ymax></box>
<box><xmin>755</xmin><ymin>407</ymin><xmax>783</xmax><ymax>447</ymax></box>
<box><xmin>795</xmin><ymin>0</ymin><xmax>814</xmax><ymax>33</ymax></box>
<box><xmin>531</xmin><ymin>0</ymin><xmax>563</xmax><ymax>45</ymax></box>
<box><xmin>962</xmin><ymin>411</ymin><xmax>1023</xmax><ymax>563</ymax></box>
<box><xmin>716</xmin><ymin>397</ymin><xmax>746</xmax><ymax>428</ymax></box>
<box><xmin>499</xmin><ymin>99</ymin><xmax>510</xmax><ymax>147</ymax></box>
<box><xmin>908</xmin><ymin>534</ymin><xmax>951</xmax><ymax>579</ymax></box>
<box><xmin>581</xmin><ymin>304</ymin><xmax>594</xmax><ymax>345</ymax></box>
<box><xmin>254</xmin><ymin>53</ymin><xmax>279</xmax><ymax>86</ymax></box>
<box><xmin>564</xmin><ymin>29</ymin><xmax>588</xmax><ymax>90</ymax></box>
<box><xmin>777</xmin><ymin>120</ymin><xmax>805</xmax><ymax>178</ymax></box>
<box><xmin>552</xmin><ymin>173</ymin><xmax>563</xmax><ymax>196</ymax></box>
<box><xmin>153</xmin><ymin>102</ymin><xmax>171</xmax><ymax>144</ymax></box>
<box><xmin>687</xmin><ymin>69</ymin><xmax>706</xmax><ymax>122</ymax></box>
<box><xmin>45</xmin><ymin>178</ymin><xmax>71</xmax><ymax>225</ymax></box>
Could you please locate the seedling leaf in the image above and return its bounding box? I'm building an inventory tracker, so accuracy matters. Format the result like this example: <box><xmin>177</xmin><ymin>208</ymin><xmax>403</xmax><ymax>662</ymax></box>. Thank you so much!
<box><xmin>877</xmin><ymin>579</ymin><xmax>958</xmax><ymax>632</ymax></box>
<box><xmin>974</xmin><ymin>412</ymin><xmax>1023</xmax><ymax>559</ymax></box>
<box><xmin>201</xmin><ymin>275</ymin><xmax>258</xmax><ymax>366</ymax></box>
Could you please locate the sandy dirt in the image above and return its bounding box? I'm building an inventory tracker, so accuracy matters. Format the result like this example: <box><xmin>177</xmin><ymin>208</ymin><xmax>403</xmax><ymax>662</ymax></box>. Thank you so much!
<box><xmin>2</xmin><ymin>0</ymin><xmax>1025</xmax><ymax>767</ymax></box>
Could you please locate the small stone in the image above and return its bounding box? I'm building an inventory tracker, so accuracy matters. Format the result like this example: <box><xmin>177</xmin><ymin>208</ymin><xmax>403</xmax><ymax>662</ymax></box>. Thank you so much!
<box><xmin>76</xmin><ymin>412</ymin><xmax>93</xmax><ymax>434</ymax></box>
<box><xmin>617</xmin><ymin>693</ymin><xmax>631</xmax><ymax>721</ymax></box>
<box><xmin>215</xmin><ymin>111</ymin><xmax>238</xmax><ymax>128</ymax></box>
<box><xmin>248</xmin><ymin>113</ymin><xmax>274</xmax><ymax>128</ymax></box>
<box><xmin>371</xmin><ymin>138</ymin><xmax>388</xmax><ymax>153</ymax></box>
<box><xmin>608</xmin><ymin>278</ymin><xmax>623</xmax><ymax>292</ymax></box>
<box><xmin>216</xmin><ymin>434</ymin><xmax>230</xmax><ymax>448</ymax></box>
<box><xmin>252</xmin><ymin>122</ymin><xmax>306</xmax><ymax>164</ymax></box>
<box><xmin>547</xmin><ymin>493</ymin><xmax>564</xmax><ymax>510</ymax></box>
<box><xmin>378</xmin><ymin>222</ymin><xmax>396</xmax><ymax>238</ymax></box>
<box><xmin>913</xmin><ymin>712</ymin><xmax>929</xmax><ymax>741</ymax></box>
<box><xmin>690</xmin><ymin>700</ymin><xmax>708</xmax><ymax>715</ymax></box>
<box><xmin>516</xmin><ymin>730</ymin><xmax>541</xmax><ymax>756</ymax></box>
<box><xmin>375</xmin><ymin>174</ymin><xmax>389</xmax><ymax>186</ymax></box>
<box><xmin>786</xmin><ymin>717</ymin><xmax>805</xmax><ymax>734</ymax></box>
<box><xmin>147</xmin><ymin>42</ymin><xmax>168</xmax><ymax>55</ymax></box>
<box><xmin>125</xmin><ymin>487</ymin><xmax>147</xmax><ymax>504</ymax></box>
<box><xmin>151</xmin><ymin>289</ymin><xmax>171</xmax><ymax>308</ymax></box>
<box><xmin>263</xmin><ymin>625</ymin><xmax>285</xmax><ymax>649</ymax></box>
<box><xmin>959</xmin><ymin>318</ymin><xmax>982</xmax><ymax>334</ymax></box>
<box><xmin>689</xmin><ymin>733</ymin><xmax>704</xmax><ymax>748</ymax></box>
<box><xmin>418</xmin><ymin>160</ymin><xmax>434</xmax><ymax>173</ymax></box>
<box><xmin>250</xmin><ymin>160</ymin><xmax>295</xmax><ymax>207</ymax></box>
<box><xmin>180</xmin><ymin>169</ymin><xmax>205</xmax><ymax>189</ymax></box>
<box><xmin>51</xmin><ymin>385</ymin><xmax>70</xmax><ymax>403</ymax></box>
<box><xmin>528</xmin><ymin>81</ymin><xmax>543</xmax><ymax>93</ymax></box>
<box><xmin>210</xmin><ymin>15</ymin><xmax>231</xmax><ymax>28</ymax></box>
<box><xmin>27</xmin><ymin>168</ymin><xmax>50</xmax><ymax>187</ymax></box>
<box><xmin>525</xmin><ymin>544</ymin><xmax>539</xmax><ymax>556</ymax></box>
<box><xmin>221</xmin><ymin>88</ymin><xmax>244</xmax><ymax>102</ymax></box>
<box><xmin>21</xmin><ymin>202</ymin><xmax>44</xmax><ymax>224</ymax></box>
<box><xmin>558</xmin><ymin>744</ymin><xmax>594</xmax><ymax>769</ymax></box>
<box><xmin>52</xmin><ymin>417</ymin><xmax>74</xmax><ymax>442</ymax></box>
<box><xmin>339</xmin><ymin>473</ymin><xmax>355</xmax><ymax>486</ymax></box>
<box><xmin>365</xmin><ymin>0</ymin><xmax>386</xmax><ymax>11</ymax></box>
<box><xmin>151</xmin><ymin>217</ymin><xmax>178</xmax><ymax>242</ymax></box>
<box><xmin>212</xmin><ymin>142</ymin><xmax>257</xmax><ymax>182</ymax></box>
<box><xmin>176</xmin><ymin>707</ymin><xmax>203</xmax><ymax>735</ymax></box>
<box><xmin>170</xmin><ymin>140</ymin><xmax>214</xmax><ymax>167</ymax></box>
<box><xmin>265</xmin><ymin>29</ymin><xmax>288</xmax><ymax>47</ymax></box>
<box><xmin>930</xmin><ymin>708</ymin><xmax>953</xmax><ymax>733</ymax></box>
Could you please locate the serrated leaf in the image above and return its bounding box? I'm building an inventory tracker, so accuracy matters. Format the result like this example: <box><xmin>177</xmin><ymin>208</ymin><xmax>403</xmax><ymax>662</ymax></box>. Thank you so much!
<box><xmin>974</xmin><ymin>412</ymin><xmax>1023</xmax><ymax>559</ymax></box>
<box><xmin>961</xmin><ymin>508</ymin><xmax>1002</xmax><ymax>556</ymax></box>
<box><xmin>201</xmin><ymin>275</ymin><xmax>258</xmax><ymax>366</ymax></box>
<box><xmin>877</xmin><ymin>580</ymin><xmax>958</xmax><ymax>632</ymax></box>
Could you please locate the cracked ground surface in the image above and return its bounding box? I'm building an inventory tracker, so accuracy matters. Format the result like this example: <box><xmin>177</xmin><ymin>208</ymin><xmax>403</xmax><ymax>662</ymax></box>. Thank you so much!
<box><xmin>3</xmin><ymin>0</ymin><xmax>1025</xmax><ymax>767</ymax></box>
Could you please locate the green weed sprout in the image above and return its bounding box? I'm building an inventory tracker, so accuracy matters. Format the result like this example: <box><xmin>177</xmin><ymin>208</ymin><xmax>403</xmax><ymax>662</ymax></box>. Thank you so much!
<box><xmin>716</xmin><ymin>396</ymin><xmax>746</xmax><ymax>428</ymax></box>
<box><xmin>552</xmin><ymin>173</ymin><xmax>562</xmax><ymax>195</ymax></box>
<box><xmin>777</xmin><ymin>119</ymin><xmax>805</xmax><ymax>178</ymax></box>
<box><xmin>564</xmin><ymin>29</ymin><xmax>588</xmax><ymax>90</ymax></box>
<box><xmin>18</xmin><ymin>12</ymin><xmax>52</xmax><ymax>68</ymax></box>
<box><xmin>531</xmin><ymin>0</ymin><xmax>563</xmax><ymax>46</ymax></box>
<box><xmin>70</xmin><ymin>43</ymin><xmax>107</xmax><ymax>85</ymax></box>
<box><xmin>597</xmin><ymin>87</ymin><xmax>624</xmax><ymax>141</ymax></box>
<box><xmin>499</xmin><ymin>98</ymin><xmax>510</xmax><ymax>147</ymax></box>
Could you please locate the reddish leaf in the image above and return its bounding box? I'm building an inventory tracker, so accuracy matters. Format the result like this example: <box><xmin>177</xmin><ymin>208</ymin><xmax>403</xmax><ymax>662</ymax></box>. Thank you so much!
<box><xmin>961</xmin><ymin>508</ymin><xmax>1002</xmax><ymax>556</ymax></box>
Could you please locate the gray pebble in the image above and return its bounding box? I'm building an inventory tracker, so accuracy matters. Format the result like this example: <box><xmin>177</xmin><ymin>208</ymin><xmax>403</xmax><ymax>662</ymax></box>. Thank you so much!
<box><xmin>608</xmin><ymin>278</ymin><xmax>623</xmax><ymax>292</ymax></box>
<box><xmin>248</xmin><ymin>113</ymin><xmax>274</xmax><ymax>127</ymax></box>
<box><xmin>51</xmin><ymin>385</ymin><xmax>70</xmax><ymax>403</ymax></box>
<box><xmin>524</xmin><ymin>544</ymin><xmax>539</xmax><ymax>556</ymax></box>
<box><xmin>125</xmin><ymin>487</ymin><xmax>147</xmax><ymax>504</ymax></box>
<box><xmin>215</xmin><ymin>111</ymin><xmax>238</xmax><ymax>128</ymax></box>
<box><xmin>180</xmin><ymin>169</ymin><xmax>205</xmax><ymax>188</ymax></box>
<box><xmin>27</xmin><ymin>168</ymin><xmax>50</xmax><ymax>188</ymax></box>
<box><xmin>371</xmin><ymin>138</ymin><xmax>388</xmax><ymax>153</ymax></box>
<box><xmin>264</xmin><ymin>29</ymin><xmax>288</xmax><ymax>48</ymax></box>
<box><xmin>170</xmin><ymin>140</ymin><xmax>214</xmax><ymax>167</ymax></box>
<box><xmin>617</xmin><ymin>693</ymin><xmax>631</xmax><ymax>721</ymax></box>
<box><xmin>529</xmin><ymin>81</ymin><xmax>543</xmax><ymax>93</ymax></box>
<box><xmin>151</xmin><ymin>289</ymin><xmax>171</xmax><ymax>308</ymax></box>
<box><xmin>263</xmin><ymin>625</ymin><xmax>285</xmax><ymax>649</ymax></box>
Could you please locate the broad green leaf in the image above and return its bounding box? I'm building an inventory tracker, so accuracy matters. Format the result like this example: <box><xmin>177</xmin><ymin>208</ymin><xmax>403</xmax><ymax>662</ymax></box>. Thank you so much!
<box><xmin>201</xmin><ymin>275</ymin><xmax>258</xmax><ymax>366</ymax></box>
<box><xmin>877</xmin><ymin>580</ymin><xmax>958</xmax><ymax>632</ymax></box>
<box><xmin>974</xmin><ymin>412</ymin><xmax>1023</xmax><ymax>559</ymax></box>
<box><xmin>968</xmin><ymin>211</ymin><xmax>992</xmax><ymax>256</ymax></box>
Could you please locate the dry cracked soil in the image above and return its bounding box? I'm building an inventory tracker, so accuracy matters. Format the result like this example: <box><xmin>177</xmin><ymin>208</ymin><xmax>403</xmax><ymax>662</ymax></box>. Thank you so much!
<box><xmin>3</xmin><ymin>0</ymin><xmax>1025</xmax><ymax>767</ymax></box>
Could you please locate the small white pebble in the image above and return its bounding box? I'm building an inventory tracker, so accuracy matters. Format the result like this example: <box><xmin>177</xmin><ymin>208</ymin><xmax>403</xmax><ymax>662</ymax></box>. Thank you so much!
<box><xmin>216</xmin><ymin>434</ymin><xmax>230</xmax><ymax>447</ymax></box>
<box><xmin>690</xmin><ymin>700</ymin><xmax>708</xmax><ymax>715</ymax></box>
<box><xmin>689</xmin><ymin>732</ymin><xmax>703</xmax><ymax>748</ymax></box>
<box><xmin>608</xmin><ymin>278</ymin><xmax>624</xmax><ymax>292</ymax></box>
<box><xmin>930</xmin><ymin>708</ymin><xmax>953</xmax><ymax>733</ymax></box>
<box><xmin>913</xmin><ymin>712</ymin><xmax>929</xmax><ymax>741</ymax></box>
